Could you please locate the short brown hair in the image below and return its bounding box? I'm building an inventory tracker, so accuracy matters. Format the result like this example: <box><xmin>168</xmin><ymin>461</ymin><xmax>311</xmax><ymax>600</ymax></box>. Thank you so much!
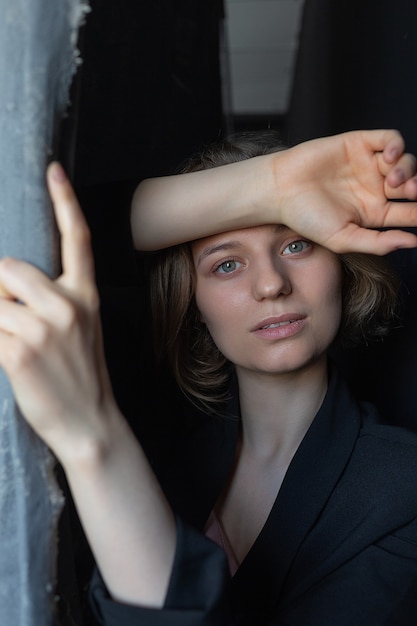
<box><xmin>150</xmin><ymin>131</ymin><xmax>400</xmax><ymax>412</ymax></box>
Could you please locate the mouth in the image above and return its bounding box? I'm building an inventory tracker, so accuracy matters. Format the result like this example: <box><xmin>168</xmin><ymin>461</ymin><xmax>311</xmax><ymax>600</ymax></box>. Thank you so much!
<box><xmin>253</xmin><ymin>314</ymin><xmax>306</xmax><ymax>332</ymax></box>
<box><xmin>259</xmin><ymin>320</ymin><xmax>295</xmax><ymax>330</ymax></box>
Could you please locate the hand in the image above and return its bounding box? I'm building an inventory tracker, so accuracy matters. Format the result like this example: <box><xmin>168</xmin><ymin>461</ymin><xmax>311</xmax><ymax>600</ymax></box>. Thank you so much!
<box><xmin>278</xmin><ymin>129</ymin><xmax>417</xmax><ymax>254</ymax></box>
<box><xmin>0</xmin><ymin>163</ymin><xmax>117</xmax><ymax>464</ymax></box>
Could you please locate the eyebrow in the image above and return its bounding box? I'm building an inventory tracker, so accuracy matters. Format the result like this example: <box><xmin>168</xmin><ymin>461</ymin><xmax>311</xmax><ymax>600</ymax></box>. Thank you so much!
<box><xmin>196</xmin><ymin>241</ymin><xmax>242</xmax><ymax>267</ymax></box>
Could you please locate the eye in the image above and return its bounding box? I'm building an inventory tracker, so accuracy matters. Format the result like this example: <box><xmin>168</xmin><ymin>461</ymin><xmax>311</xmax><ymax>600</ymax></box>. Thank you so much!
<box><xmin>282</xmin><ymin>240</ymin><xmax>311</xmax><ymax>255</ymax></box>
<box><xmin>214</xmin><ymin>259</ymin><xmax>242</xmax><ymax>274</ymax></box>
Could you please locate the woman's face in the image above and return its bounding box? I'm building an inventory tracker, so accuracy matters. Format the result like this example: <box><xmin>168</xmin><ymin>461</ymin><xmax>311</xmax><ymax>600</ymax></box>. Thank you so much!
<box><xmin>192</xmin><ymin>225</ymin><xmax>342</xmax><ymax>379</ymax></box>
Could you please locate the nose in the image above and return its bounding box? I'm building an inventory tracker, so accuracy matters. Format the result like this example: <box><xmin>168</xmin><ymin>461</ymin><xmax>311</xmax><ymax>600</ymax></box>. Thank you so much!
<box><xmin>252</xmin><ymin>257</ymin><xmax>291</xmax><ymax>301</ymax></box>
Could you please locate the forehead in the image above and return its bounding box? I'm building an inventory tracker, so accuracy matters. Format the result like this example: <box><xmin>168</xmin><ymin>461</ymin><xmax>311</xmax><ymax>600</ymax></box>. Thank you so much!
<box><xmin>192</xmin><ymin>224</ymin><xmax>291</xmax><ymax>265</ymax></box>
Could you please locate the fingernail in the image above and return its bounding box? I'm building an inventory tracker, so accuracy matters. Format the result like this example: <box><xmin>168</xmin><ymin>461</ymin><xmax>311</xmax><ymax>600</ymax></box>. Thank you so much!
<box><xmin>394</xmin><ymin>168</ymin><xmax>405</xmax><ymax>183</ymax></box>
<box><xmin>387</xmin><ymin>146</ymin><xmax>399</xmax><ymax>162</ymax></box>
<box><xmin>51</xmin><ymin>162</ymin><xmax>67</xmax><ymax>182</ymax></box>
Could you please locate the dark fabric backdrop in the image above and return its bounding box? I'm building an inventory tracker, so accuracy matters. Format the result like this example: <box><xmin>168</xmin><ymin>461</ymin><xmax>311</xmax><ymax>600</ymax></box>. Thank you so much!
<box><xmin>70</xmin><ymin>0</ymin><xmax>225</xmax><ymax>424</ymax></box>
<box><xmin>57</xmin><ymin>3</ymin><xmax>225</xmax><ymax>623</ymax></box>
<box><xmin>286</xmin><ymin>0</ymin><xmax>417</xmax><ymax>154</ymax></box>
<box><xmin>286</xmin><ymin>0</ymin><xmax>417</xmax><ymax>429</ymax></box>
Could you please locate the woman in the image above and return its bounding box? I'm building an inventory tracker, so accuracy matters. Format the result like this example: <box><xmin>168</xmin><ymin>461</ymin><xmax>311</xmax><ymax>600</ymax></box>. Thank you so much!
<box><xmin>122</xmin><ymin>132</ymin><xmax>416</xmax><ymax>625</ymax></box>
<box><xmin>0</xmin><ymin>129</ymin><xmax>416</xmax><ymax>625</ymax></box>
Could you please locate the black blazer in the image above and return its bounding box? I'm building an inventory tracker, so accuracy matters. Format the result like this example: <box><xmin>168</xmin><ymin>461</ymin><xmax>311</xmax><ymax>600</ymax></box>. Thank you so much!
<box><xmin>91</xmin><ymin>368</ymin><xmax>417</xmax><ymax>625</ymax></box>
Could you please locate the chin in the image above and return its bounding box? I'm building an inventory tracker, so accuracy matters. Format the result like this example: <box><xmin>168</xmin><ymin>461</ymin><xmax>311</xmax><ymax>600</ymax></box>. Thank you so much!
<box><xmin>252</xmin><ymin>352</ymin><xmax>328</xmax><ymax>377</ymax></box>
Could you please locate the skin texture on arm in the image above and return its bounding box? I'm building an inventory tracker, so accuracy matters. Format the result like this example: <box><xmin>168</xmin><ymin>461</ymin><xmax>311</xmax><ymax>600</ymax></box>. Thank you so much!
<box><xmin>0</xmin><ymin>164</ymin><xmax>176</xmax><ymax>608</ymax></box>
<box><xmin>132</xmin><ymin>129</ymin><xmax>417</xmax><ymax>255</ymax></box>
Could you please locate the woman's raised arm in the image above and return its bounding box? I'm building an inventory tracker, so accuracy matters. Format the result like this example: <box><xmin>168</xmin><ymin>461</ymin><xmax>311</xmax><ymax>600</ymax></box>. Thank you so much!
<box><xmin>132</xmin><ymin>129</ymin><xmax>417</xmax><ymax>255</ymax></box>
<box><xmin>0</xmin><ymin>164</ymin><xmax>176</xmax><ymax>608</ymax></box>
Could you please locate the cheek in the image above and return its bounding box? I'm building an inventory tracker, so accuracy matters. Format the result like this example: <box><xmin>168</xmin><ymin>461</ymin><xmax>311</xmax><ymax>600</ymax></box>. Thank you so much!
<box><xmin>195</xmin><ymin>281</ymin><xmax>244</xmax><ymax>325</ymax></box>
<box><xmin>305</xmin><ymin>256</ymin><xmax>343</xmax><ymax>328</ymax></box>
<box><xmin>195</xmin><ymin>285</ymin><xmax>245</xmax><ymax>352</ymax></box>
<box><xmin>196</xmin><ymin>296</ymin><xmax>230</xmax><ymax>333</ymax></box>
<box><xmin>195</xmin><ymin>287</ymin><xmax>223</xmax><ymax>330</ymax></box>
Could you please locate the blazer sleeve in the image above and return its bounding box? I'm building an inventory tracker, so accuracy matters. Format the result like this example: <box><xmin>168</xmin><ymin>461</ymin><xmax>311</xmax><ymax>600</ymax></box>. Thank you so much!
<box><xmin>89</xmin><ymin>516</ymin><xmax>235</xmax><ymax>626</ymax></box>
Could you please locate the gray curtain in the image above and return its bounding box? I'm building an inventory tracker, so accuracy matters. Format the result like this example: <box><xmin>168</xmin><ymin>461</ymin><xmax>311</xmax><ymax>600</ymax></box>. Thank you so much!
<box><xmin>0</xmin><ymin>1</ymin><xmax>89</xmax><ymax>624</ymax></box>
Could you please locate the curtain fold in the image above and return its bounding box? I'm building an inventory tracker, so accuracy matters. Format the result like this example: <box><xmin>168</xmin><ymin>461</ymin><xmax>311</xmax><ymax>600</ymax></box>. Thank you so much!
<box><xmin>0</xmin><ymin>2</ymin><xmax>89</xmax><ymax>623</ymax></box>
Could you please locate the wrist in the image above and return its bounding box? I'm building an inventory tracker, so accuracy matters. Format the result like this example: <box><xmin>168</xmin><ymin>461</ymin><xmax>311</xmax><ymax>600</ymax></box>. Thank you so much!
<box><xmin>55</xmin><ymin>401</ymin><xmax>126</xmax><ymax>473</ymax></box>
<box><xmin>258</xmin><ymin>149</ymin><xmax>297</xmax><ymax>226</ymax></box>
<box><xmin>59</xmin><ymin>404</ymin><xmax>176</xmax><ymax>607</ymax></box>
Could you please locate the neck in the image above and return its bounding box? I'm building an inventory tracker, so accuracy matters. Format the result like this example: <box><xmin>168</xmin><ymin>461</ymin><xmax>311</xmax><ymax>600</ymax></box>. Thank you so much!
<box><xmin>236</xmin><ymin>356</ymin><xmax>329</xmax><ymax>464</ymax></box>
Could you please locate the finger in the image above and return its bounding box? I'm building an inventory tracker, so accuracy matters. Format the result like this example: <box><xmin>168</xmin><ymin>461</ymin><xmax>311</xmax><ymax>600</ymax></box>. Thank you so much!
<box><xmin>0</xmin><ymin>257</ymin><xmax>68</xmax><ymax>316</ymax></box>
<box><xmin>380</xmin><ymin>130</ymin><xmax>406</xmax><ymax>165</ymax></box>
<box><xmin>347</xmin><ymin>129</ymin><xmax>407</xmax><ymax>176</ymax></box>
<box><xmin>385</xmin><ymin>176</ymin><xmax>417</xmax><ymax>201</ymax></box>
<box><xmin>353</xmin><ymin>129</ymin><xmax>404</xmax><ymax>159</ymax></box>
<box><xmin>329</xmin><ymin>224</ymin><xmax>417</xmax><ymax>255</ymax></box>
<box><xmin>0</xmin><ymin>282</ymin><xmax>14</xmax><ymax>299</ymax></box>
<box><xmin>359</xmin><ymin>228</ymin><xmax>417</xmax><ymax>255</ymax></box>
<box><xmin>403</xmin><ymin>176</ymin><xmax>417</xmax><ymax>199</ymax></box>
<box><xmin>384</xmin><ymin>153</ymin><xmax>417</xmax><ymax>190</ymax></box>
<box><xmin>378</xmin><ymin>199</ymin><xmax>417</xmax><ymax>227</ymax></box>
<box><xmin>46</xmin><ymin>163</ymin><xmax>95</xmax><ymax>288</ymax></box>
<box><xmin>0</xmin><ymin>292</ymin><xmax>44</xmax><ymax>337</ymax></box>
<box><xmin>376</xmin><ymin>143</ymin><xmax>413</xmax><ymax>180</ymax></box>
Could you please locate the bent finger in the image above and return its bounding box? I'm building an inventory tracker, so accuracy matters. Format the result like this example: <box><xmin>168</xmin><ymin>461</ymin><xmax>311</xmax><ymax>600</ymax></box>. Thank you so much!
<box><xmin>384</xmin><ymin>153</ymin><xmax>417</xmax><ymax>191</ymax></box>
<box><xmin>356</xmin><ymin>129</ymin><xmax>405</xmax><ymax>162</ymax></box>
<box><xmin>0</xmin><ymin>282</ymin><xmax>14</xmax><ymax>300</ymax></box>
<box><xmin>385</xmin><ymin>176</ymin><xmax>417</xmax><ymax>201</ymax></box>
<box><xmin>379</xmin><ymin>130</ymin><xmax>406</xmax><ymax>165</ymax></box>
<box><xmin>46</xmin><ymin>163</ymin><xmax>96</xmax><ymax>289</ymax></box>
<box><xmin>0</xmin><ymin>257</ymin><xmax>80</xmax><ymax>321</ymax></box>
<box><xmin>0</xmin><ymin>294</ymin><xmax>44</xmax><ymax>340</ymax></box>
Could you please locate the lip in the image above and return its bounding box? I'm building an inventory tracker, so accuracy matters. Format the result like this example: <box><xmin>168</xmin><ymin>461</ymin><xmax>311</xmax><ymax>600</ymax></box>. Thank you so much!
<box><xmin>251</xmin><ymin>314</ymin><xmax>307</xmax><ymax>339</ymax></box>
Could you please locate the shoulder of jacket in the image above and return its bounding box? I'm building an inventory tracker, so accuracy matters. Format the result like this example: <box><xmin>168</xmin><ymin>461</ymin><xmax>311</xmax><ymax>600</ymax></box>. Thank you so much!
<box><xmin>360</xmin><ymin>409</ymin><xmax>417</xmax><ymax>445</ymax></box>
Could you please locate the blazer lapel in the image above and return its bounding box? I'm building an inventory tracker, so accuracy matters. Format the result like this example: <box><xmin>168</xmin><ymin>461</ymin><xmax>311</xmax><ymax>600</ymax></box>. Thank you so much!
<box><xmin>230</xmin><ymin>367</ymin><xmax>361</xmax><ymax>619</ymax></box>
<box><xmin>282</xmin><ymin>416</ymin><xmax>417</xmax><ymax>609</ymax></box>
